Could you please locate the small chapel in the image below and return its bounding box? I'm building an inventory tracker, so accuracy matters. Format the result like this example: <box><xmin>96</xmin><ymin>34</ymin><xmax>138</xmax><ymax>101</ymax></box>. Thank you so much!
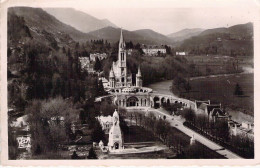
<box><xmin>108</xmin><ymin>109</ymin><xmax>124</xmax><ymax>151</ymax></box>
<box><xmin>109</xmin><ymin>29</ymin><xmax>142</xmax><ymax>88</ymax></box>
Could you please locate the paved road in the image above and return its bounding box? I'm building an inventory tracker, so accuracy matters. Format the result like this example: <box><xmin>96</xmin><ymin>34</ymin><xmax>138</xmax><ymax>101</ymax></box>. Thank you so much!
<box><xmin>148</xmin><ymin>107</ymin><xmax>242</xmax><ymax>159</ymax></box>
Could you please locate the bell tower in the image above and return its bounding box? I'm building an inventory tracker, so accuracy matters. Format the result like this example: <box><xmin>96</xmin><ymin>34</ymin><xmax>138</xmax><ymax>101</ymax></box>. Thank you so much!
<box><xmin>118</xmin><ymin>29</ymin><xmax>127</xmax><ymax>87</ymax></box>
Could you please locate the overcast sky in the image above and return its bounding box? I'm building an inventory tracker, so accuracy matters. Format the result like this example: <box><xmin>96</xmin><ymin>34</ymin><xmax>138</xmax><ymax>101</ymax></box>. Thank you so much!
<box><xmin>77</xmin><ymin>7</ymin><xmax>255</xmax><ymax>35</ymax></box>
<box><xmin>21</xmin><ymin>0</ymin><xmax>258</xmax><ymax>35</ymax></box>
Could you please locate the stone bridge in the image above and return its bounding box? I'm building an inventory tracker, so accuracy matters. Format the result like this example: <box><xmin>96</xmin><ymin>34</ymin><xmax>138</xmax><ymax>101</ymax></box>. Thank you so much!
<box><xmin>150</xmin><ymin>93</ymin><xmax>196</xmax><ymax>109</ymax></box>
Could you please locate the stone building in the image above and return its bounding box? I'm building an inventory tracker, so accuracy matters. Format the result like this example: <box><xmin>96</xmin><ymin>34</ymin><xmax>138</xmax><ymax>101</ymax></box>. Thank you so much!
<box><xmin>108</xmin><ymin>109</ymin><xmax>124</xmax><ymax>151</ymax></box>
<box><xmin>142</xmin><ymin>45</ymin><xmax>167</xmax><ymax>56</ymax></box>
<box><xmin>97</xmin><ymin>29</ymin><xmax>192</xmax><ymax>109</ymax></box>
<box><xmin>195</xmin><ymin>100</ymin><xmax>228</xmax><ymax>122</ymax></box>
<box><xmin>108</xmin><ymin>29</ymin><xmax>142</xmax><ymax>88</ymax></box>
<box><xmin>79</xmin><ymin>57</ymin><xmax>90</xmax><ymax>70</ymax></box>
<box><xmin>176</xmin><ymin>51</ymin><xmax>188</xmax><ymax>56</ymax></box>
<box><xmin>90</xmin><ymin>53</ymin><xmax>108</xmax><ymax>62</ymax></box>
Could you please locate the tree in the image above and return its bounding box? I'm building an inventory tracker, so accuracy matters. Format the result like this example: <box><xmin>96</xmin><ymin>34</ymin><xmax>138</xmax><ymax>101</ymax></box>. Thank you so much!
<box><xmin>234</xmin><ymin>83</ymin><xmax>244</xmax><ymax>96</ymax></box>
<box><xmin>100</xmin><ymin>101</ymin><xmax>117</xmax><ymax>116</ymax></box>
<box><xmin>71</xmin><ymin>151</ymin><xmax>80</xmax><ymax>159</ymax></box>
<box><xmin>97</xmin><ymin>79</ymin><xmax>106</xmax><ymax>96</ymax></box>
<box><xmin>182</xmin><ymin>109</ymin><xmax>195</xmax><ymax>123</ymax></box>
<box><xmin>94</xmin><ymin>57</ymin><xmax>101</xmax><ymax>72</ymax></box>
<box><xmin>51</xmin><ymin>73</ymin><xmax>62</xmax><ymax>97</ymax></box>
<box><xmin>165</xmin><ymin>45</ymin><xmax>172</xmax><ymax>55</ymax></box>
<box><xmin>27</xmin><ymin>97</ymin><xmax>80</xmax><ymax>155</ymax></box>
<box><xmin>91</xmin><ymin>121</ymin><xmax>106</xmax><ymax>143</ymax></box>
<box><xmin>87</xmin><ymin>147</ymin><xmax>97</xmax><ymax>159</ymax></box>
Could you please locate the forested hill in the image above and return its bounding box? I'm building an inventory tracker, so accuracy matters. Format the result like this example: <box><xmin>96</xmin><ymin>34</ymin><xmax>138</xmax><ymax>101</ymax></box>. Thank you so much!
<box><xmin>8</xmin><ymin>7</ymin><xmax>94</xmax><ymax>43</ymax></box>
<box><xmin>7</xmin><ymin>7</ymin><xmax>105</xmax><ymax>110</ymax></box>
<box><xmin>167</xmin><ymin>28</ymin><xmax>205</xmax><ymax>42</ymax></box>
<box><xmin>86</xmin><ymin>27</ymin><xmax>174</xmax><ymax>45</ymax></box>
<box><xmin>177</xmin><ymin>22</ymin><xmax>253</xmax><ymax>56</ymax></box>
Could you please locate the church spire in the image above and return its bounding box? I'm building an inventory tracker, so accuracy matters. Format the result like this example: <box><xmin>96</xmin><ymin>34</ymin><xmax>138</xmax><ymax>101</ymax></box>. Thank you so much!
<box><xmin>109</xmin><ymin>66</ymin><xmax>115</xmax><ymax>78</ymax></box>
<box><xmin>119</xmin><ymin>28</ymin><xmax>125</xmax><ymax>49</ymax></box>
<box><xmin>137</xmin><ymin>65</ymin><xmax>142</xmax><ymax>77</ymax></box>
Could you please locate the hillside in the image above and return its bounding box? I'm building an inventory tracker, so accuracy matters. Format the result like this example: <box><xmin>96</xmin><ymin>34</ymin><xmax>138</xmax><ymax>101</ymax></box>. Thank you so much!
<box><xmin>9</xmin><ymin>7</ymin><xmax>94</xmax><ymax>42</ymax></box>
<box><xmin>133</xmin><ymin>29</ymin><xmax>173</xmax><ymax>44</ymax></box>
<box><xmin>200</xmin><ymin>23</ymin><xmax>253</xmax><ymax>38</ymax></box>
<box><xmin>8</xmin><ymin>7</ymin><xmax>96</xmax><ymax>109</ymax></box>
<box><xmin>44</xmin><ymin>8</ymin><xmax>118</xmax><ymax>33</ymax></box>
<box><xmin>178</xmin><ymin>22</ymin><xmax>253</xmax><ymax>56</ymax></box>
<box><xmin>87</xmin><ymin>27</ymin><xmax>174</xmax><ymax>45</ymax></box>
<box><xmin>168</xmin><ymin>28</ymin><xmax>204</xmax><ymax>42</ymax></box>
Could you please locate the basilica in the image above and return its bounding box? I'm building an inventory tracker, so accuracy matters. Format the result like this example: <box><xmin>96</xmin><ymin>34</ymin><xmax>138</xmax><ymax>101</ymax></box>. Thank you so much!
<box><xmin>108</xmin><ymin>29</ymin><xmax>142</xmax><ymax>88</ymax></box>
<box><xmin>107</xmin><ymin>30</ymin><xmax>153</xmax><ymax>108</ymax></box>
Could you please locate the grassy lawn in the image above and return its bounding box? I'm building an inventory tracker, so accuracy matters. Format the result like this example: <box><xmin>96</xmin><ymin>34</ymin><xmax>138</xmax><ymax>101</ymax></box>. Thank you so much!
<box><xmin>187</xmin><ymin>73</ymin><xmax>253</xmax><ymax>116</ymax></box>
<box><xmin>123</xmin><ymin>126</ymin><xmax>157</xmax><ymax>143</ymax></box>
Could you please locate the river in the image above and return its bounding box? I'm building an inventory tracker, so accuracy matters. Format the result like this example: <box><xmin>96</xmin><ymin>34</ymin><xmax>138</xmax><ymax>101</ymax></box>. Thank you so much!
<box><xmin>148</xmin><ymin>68</ymin><xmax>254</xmax><ymax>124</ymax></box>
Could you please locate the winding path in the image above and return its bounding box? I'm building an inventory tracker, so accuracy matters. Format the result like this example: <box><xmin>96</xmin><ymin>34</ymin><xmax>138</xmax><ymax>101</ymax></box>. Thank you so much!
<box><xmin>147</xmin><ymin>107</ymin><xmax>242</xmax><ymax>159</ymax></box>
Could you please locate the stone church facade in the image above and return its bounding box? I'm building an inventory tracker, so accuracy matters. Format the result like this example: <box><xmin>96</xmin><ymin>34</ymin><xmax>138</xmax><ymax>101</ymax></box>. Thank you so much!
<box><xmin>109</xmin><ymin>29</ymin><xmax>142</xmax><ymax>88</ymax></box>
<box><xmin>103</xmin><ymin>29</ymin><xmax>192</xmax><ymax>109</ymax></box>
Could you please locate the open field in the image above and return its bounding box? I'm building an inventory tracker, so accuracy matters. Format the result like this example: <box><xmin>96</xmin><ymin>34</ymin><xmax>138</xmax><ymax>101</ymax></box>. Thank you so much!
<box><xmin>188</xmin><ymin>73</ymin><xmax>254</xmax><ymax>116</ymax></box>
<box><xmin>148</xmin><ymin>73</ymin><xmax>254</xmax><ymax>117</ymax></box>
<box><xmin>124</xmin><ymin>126</ymin><xmax>157</xmax><ymax>143</ymax></box>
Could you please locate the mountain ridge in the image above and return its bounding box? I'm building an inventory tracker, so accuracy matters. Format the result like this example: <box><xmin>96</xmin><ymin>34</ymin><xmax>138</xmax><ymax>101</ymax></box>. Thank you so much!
<box><xmin>178</xmin><ymin>22</ymin><xmax>253</xmax><ymax>56</ymax></box>
<box><xmin>10</xmin><ymin>7</ymin><xmax>94</xmax><ymax>42</ymax></box>
<box><xmin>87</xmin><ymin>27</ymin><xmax>174</xmax><ymax>45</ymax></box>
<box><xmin>44</xmin><ymin>8</ymin><xmax>118</xmax><ymax>33</ymax></box>
<box><xmin>167</xmin><ymin>28</ymin><xmax>205</xmax><ymax>42</ymax></box>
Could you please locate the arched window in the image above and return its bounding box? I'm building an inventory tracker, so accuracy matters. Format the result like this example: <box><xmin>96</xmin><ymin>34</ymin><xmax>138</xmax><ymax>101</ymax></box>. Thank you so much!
<box><xmin>121</xmin><ymin>52</ymin><xmax>124</xmax><ymax>61</ymax></box>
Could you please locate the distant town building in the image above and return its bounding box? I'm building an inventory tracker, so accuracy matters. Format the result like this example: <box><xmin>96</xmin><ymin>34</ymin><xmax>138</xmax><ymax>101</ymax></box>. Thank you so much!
<box><xmin>195</xmin><ymin>100</ymin><xmax>228</xmax><ymax>122</ymax></box>
<box><xmin>127</xmin><ymin>49</ymin><xmax>133</xmax><ymax>55</ymax></box>
<box><xmin>217</xmin><ymin>37</ymin><xmax>222</xmax><ymax>41</ymax></box>
<box><xmin>176</xmin><ymin>51</ymin><xmax>188</xmax><ymax>56</ymax></box>
<box><xmin>228</xmin><ymin>120</ymin><xmax>254</xmax><ymax>140</ymax></box>
<box><xmin>78</xmin><ymin>56</ymin><xmax>100</xmax><ymax>74</ymax></box>
<box><xmin>90</xmin><ymin>53</ymin><xmax>108</xmax><ymax>62</ymax></box>
<box><xmin>142</xmin><ymin>45</ymin><xmax>166</xmax><ymax>56</ymax></box>
<box><xmin>87</xmin><ymin>64</ymin><xmax>95</xmax><ymax>74</ymax></box>
<box><xmin>79</xmin><ymin>57</ymin><xmax>90</xmax><ymax>70</ymax></box>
